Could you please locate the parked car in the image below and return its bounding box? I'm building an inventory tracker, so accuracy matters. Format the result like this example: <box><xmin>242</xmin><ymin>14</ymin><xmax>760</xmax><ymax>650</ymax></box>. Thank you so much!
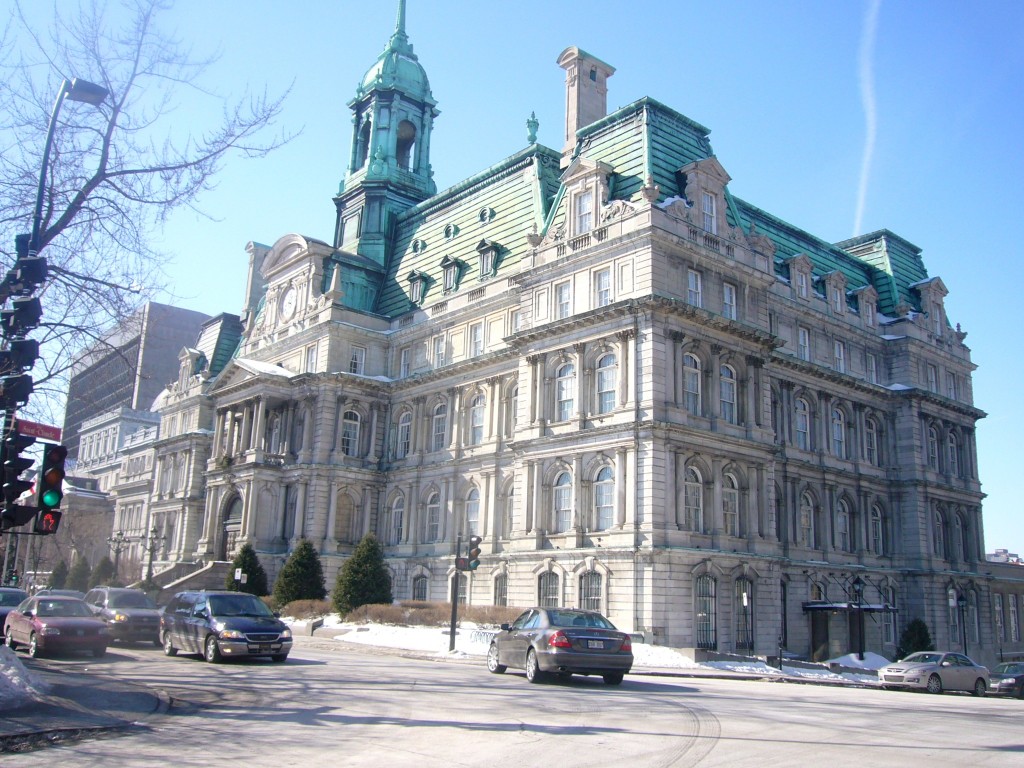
<box><xmin>160</xmin><ymin>590</ymin><xmax>292</xmax><ymax>663</ymax></box>
<box><xmin>486</xmin><ymin>607</ymin><xmax>633</xmax><ymax>685</ymax></box>
<box><xmin>83</xmin><ymin>587</ymin><xmax>162</xmax><ymax>645</ymax></box>
<box><xmin>3</xmin><ymin>595</ymin><xmax>109</xmax><ymax>658</ymax></box>
<box><xmin>0</xmin><ymin>587</ymin><xmax>28</xmax><ymax>626</ymax></box>
<box><xmin>989</xmin><ymin>662</ymin><xmax>1024</xmax><ymax>698</ymax></box>
<box><xmin>878</xmin><ymin>651</ymin><xmax>989</xmax><ymax>695</ymax></box>
<box><xmin>34</xmin><ymin>589</ymin><xmax>86</xmax><ymax>599</ymax></box>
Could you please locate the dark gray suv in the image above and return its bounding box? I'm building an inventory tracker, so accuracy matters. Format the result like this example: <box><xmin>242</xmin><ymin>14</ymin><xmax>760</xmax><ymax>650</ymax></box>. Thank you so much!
<box><xmin>160</xmin><ymin>590</ymin><xmax>292</xmax><ymax>663</ymax></box>
<box><xmin>83</xmin><ymin>587</ymin><xmax>161</xmax><ymax>645</ymax></box>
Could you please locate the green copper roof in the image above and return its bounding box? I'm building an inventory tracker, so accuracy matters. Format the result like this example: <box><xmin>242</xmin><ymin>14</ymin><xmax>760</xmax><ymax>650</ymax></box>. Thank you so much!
<box><xmin>356</xmin><ymin>0</ymin><xmax>433</xmax><ymax>104</ymax></box>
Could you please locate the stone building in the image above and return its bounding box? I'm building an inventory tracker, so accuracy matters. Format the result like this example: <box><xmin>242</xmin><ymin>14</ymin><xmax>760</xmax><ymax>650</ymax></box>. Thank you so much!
<box><xmin>148</xmin><ymin>2</ymin><xmax>1022</xmax><ymax>664</ymax></box>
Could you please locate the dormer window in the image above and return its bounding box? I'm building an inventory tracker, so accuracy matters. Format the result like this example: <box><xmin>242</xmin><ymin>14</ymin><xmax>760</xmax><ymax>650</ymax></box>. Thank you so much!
<box><xmin>574</xmin><ymin>189</ymin><xmax>594</xmax><ymax>235</ymax></box>
<box><xmin>444</xmin><ymin>223</ymin><xmax>459</xmax><ymax>241</ymax></box>
<box><xmin>932</xmin><ymin>302</ymin><xmax>944</xmax><ymax>336</ymax></box>
<box><xmin>476</xmin><ymin>240</ymin><xmax>500</xmax><ymax>280</ymax></box>
<box><xmin>797</xmin><ymin>270</ymin><xmax>808</xmax><ymax>298</ymax></box>
<box><xmin>407</xmin><ymin>270</ymin><xmax>429</xmax><ymax>304</ymax></box>
<box><xmin>832</xmin><ymin>287</ymin><xmax>843</xmax><ymax>314</ymax></box>
<box><xmin>440</xmin><ymin>255</ymin><xmax>462</xmax><ymax>293</ymax></box>
<box><xmin>865</xmin><ymin>300</ymin><xmax>876</xmax><ymax>327</ymax></box>
<box><xmin>701</xmin><ymin>192</ymin><xmax>717</xmax><ymax>234</ymax></box>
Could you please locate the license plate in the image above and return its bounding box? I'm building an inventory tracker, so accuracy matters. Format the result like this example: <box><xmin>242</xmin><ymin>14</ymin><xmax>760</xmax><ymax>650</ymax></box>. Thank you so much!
<box><xmin>257</xmin><ymin>644</ymin><xmax>271</xmax><ymax>653</ymax></box>
<box><xmin>587</xmin><ymin>640</ymin><xmax>604</xmax><ymax>649</ymax></box>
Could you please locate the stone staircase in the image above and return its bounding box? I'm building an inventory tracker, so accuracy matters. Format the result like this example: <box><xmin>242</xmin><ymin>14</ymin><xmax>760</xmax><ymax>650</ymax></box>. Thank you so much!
<box><xmin>137</xmin><ymin>561</ymin><xmax>233</xmax><ymax>605</ymax></box>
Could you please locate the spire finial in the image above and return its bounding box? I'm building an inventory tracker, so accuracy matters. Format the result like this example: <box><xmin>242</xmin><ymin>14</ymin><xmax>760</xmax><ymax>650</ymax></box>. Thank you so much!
<box><xmin>390</xmin><ymin>0</ymin><xmax>409</xmax><ymax>49</ymax></box>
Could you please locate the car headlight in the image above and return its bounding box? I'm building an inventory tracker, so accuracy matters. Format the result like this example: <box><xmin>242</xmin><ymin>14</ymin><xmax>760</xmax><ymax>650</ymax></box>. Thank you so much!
<box><xmin>280</xmin><ymin>628</ymin><xmax>292</xmax><ymax>639</ymax></box>
<box><xmin>219</xmin><ymin>629</ymin><xmax>246</xmax><ymax>640</ymax></box>
<box><xmin>112</xmin><ymin>613</ymin><xmax>129</xmax><ymax>622</ymax></box>
<box><xmin>39</xmin><ymin>626</ymin><xmax>61</xmax><ymax>635</ymax></box>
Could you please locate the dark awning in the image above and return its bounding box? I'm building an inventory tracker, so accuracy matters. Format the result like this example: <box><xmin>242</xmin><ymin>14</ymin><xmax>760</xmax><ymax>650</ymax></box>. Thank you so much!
<box><xmin>802</xmin><ymin>601</ymin><xmax>895</xmax><ymax>613</ymax></box>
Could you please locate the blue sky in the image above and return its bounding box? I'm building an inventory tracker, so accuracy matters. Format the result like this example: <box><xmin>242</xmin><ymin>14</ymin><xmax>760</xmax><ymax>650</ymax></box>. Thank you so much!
<box><xmin>28</xmin><ymin>1</ymin><xmax>1024</xmax><ymax>553</ymax></box>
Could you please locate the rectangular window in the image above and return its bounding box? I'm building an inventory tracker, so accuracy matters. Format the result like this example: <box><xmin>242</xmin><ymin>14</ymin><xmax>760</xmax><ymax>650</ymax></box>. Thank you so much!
<box><xmin>797</xmin><ymin>271</ymin><xmax>808</xmax><ymax>298</ymax></box>
<box><xmin>687</xmin><ymin>269</ymin><xmax>703</xmax><ymax>307</ymax></box>
<box><xmin>594</xmin><ymin>267</ymin><xmax>612</xmax><ymax>307</ymax></box>
<box><xmin>833</xmin><ymin>340</ymin><xmax>846</xmax><ymax>373</ymax></box>
<box><xmin>701</xmin><ymin>192</ymin><xmax>717</xmax><ymax>234</ymax></box>
<box><xmin>798</xmin><ymin>327</ymin><xmax>810</xmax><ymax>362</ymax></box>
<box><xmin>433</xmin><ymin>336</ymin><xmax>446</xmax><ymax>368</ymax></box>
<box><xmin>927</xmin><ymin>364</ymin><xmax>938</xmax><ymax>392</ymax></box>
<box><xmin>832</xmin><ymin>287</ymin><xmax>843</xmax><ymax>313</ymax></box>
<box><xmin>510</xmin><ymin>310</ymin><xmax>522</xmax><ymax>333</ymax></box>
<box><xmin>866</xmin><ymin>353</ymin><xmax>878</xmax><ymax>384</ymax></box>
<box><xmin>864</xmin><ymin>300</ymin><xmax>876</xmax><ymax>327</ymax></box>
<box><xmin>349</xmin><ymin>346</ymin><xmax>366</xmax><ymax>375</ymax></box>
<box><xmin>399</xmin><ymin>347</ymin><xmax>411</xmax><ymax>378</ymax></box>
<box><xmin>575</xmin><ymin>190</ymin><xmax>594</xmax><ymax>235</ymax></box>
<box><xmin>304</xmin><ymin>344</ymin><xmax>317</xmax><ymax>373</ymax></box>
<box><xmin>469</xmin><ymin>323</ymin><xmax>483</xmax><ymax>357</ymax></box>
<box><xmin>945</xmin><ymin>372</ymin><xmax>957</xmax><ymax>400</ymax></box>
<box><xmin>932</xmin><ymin>303</ymin><xmax>943</xmax><ymax>336</ymax></box>
<box><xmin>722</xmin><ymin>283</ymin><xmax>737</xmax><ymax>320</ymax></box>
<box><xmin>555</xmin><ymin>282</ymin><xmax>571</xmax><ymax>319</ymax></box>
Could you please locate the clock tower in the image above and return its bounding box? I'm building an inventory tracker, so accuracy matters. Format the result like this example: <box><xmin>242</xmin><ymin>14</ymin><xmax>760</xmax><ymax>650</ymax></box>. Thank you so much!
<box><xmin>333</xmin><ymin>0</ymin><xmax>439</xmax><ymax>269</ymax></box>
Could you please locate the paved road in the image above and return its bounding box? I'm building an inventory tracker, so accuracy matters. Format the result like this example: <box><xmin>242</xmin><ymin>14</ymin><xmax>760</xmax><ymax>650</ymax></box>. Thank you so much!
<box><xmin>5</xmin><ymin>637</ymin><xmax>1023</xmax><ymax>766</ymax></box>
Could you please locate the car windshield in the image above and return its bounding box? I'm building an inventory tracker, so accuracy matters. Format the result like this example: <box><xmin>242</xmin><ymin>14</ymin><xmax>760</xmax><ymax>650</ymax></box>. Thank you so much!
<box><xmin>547</xmin><ymin>610</ymin><xmax>615</xmax><ymax>629</ymax></box>
<box><xmin>208</xmin><ymin>595</ymin><xmax>273</xmax><ymax>617</ymax></box>
<box><xmin>0</xmin><ymin>591</ymin><xmax>26</xmax><ymax>606</ymax></box>
<box><xmin>902</xmin><ymin>652</ymin><xmax>941</xmax><ymax>664</ymax></box>
<box><xmin>36</xmin><ymin>599</ymin><xmax>92</xmax><ymax>617</ymax></box>
<box><xmin>994</xmin><ymin>663</ymin><xmax>1024</xmax><ymax>675</ymax></box>
<box><xmin>109</xmin><ymin>592</ymin><xmax>156</xmax><ymax>609</ymax></box>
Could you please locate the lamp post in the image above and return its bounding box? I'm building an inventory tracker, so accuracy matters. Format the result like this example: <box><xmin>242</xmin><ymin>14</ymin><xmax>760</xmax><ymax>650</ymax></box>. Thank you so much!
<box><xmin>144</xmin><ymin>525</ymin><xmax>165</xmax><ymax>584</ymax></box>
<box><xmin>106</xmin><ymin>529</ymin><xmax>130</xmax><ymax>580</ymax></box>
<box><xmin>957</xmin><ymin>593</ymin><xmax>968</xmax><ymax>656</ymax></box>
<box><xmin>851</xmin><ymin>576</ymin><xmax>866</xmax><ymax>661</ymax></box>
<box><xmin>30</xmin><ymin>78</ymin><xmax>109</xmax><ymax>257</ymax></box>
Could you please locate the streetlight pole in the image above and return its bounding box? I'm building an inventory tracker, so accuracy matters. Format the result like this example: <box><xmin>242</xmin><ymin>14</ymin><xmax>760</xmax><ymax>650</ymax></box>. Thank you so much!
<box><xmin>852</xmin><ymin>576</ymin><xmax>866</xmax><ymax>661</ymax></box>
<box><xmin>107</xmin><ymin>529</ymin><xmax>129</xmax><ymax>581</ymax></box>
<box><xmin>144</xmin><ymin>525</ymin><xmax>164</xmax><ymax>585</ymax></box>
<box><xmin>957</xmin><ymin>593</ymin><xmax>968</xmax><ymax>657</ymax></box>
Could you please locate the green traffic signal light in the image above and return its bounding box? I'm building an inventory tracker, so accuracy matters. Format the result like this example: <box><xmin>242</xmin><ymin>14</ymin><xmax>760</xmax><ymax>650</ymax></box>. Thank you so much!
<box><xmin>35</xmin><ymin>443</ymin><xmax>67</xmax><ymax>518</ymax></box>
<box><xmin>467</xmin><ymin>535</ymin><xmax>482</xmax><ymax>570</ymax></box>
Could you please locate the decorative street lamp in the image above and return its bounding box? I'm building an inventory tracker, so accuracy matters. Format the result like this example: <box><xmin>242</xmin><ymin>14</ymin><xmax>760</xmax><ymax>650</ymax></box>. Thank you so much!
<box><xmin>106</xmin><ymin>529</ymin><xmax>130</xmax><ymax>579</ymax></box>
<box><xmin>851</xmin><ymin>576</ymin><xmax>866</xmax><ymax>661</ymax></box>
<box><xmin>957</xmin><ymin>592</ymin><xmax>968</xmax><ymax>656</ymax></box>
<box><xmin>30</xmin><ymin>77</ymin><xmax>109</xmax><ymax>257</ymax></box>
<box><xmin>144</xmin><ymin>525</ymin><xmax>165</xmax><ymax>584</ymax></box>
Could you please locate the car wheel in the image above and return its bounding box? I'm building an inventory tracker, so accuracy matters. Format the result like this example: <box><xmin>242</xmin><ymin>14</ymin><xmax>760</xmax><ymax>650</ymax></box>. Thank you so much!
<box><xmin>926</xmin><ymin>673</ymin><xmax>943</xmax><ymax>694</ymax></box>
<box><xmin>204</xmin><ymin>635</ymin><xmax>222</xmax><ymax>663</ymax></box>
<box><xmin>4</xmin><ymin>626</ymin><xmax>16</xmax><ymax>650</ymax></box>
<box><xmin>603</xmin><ymin>673</ymin><xmax>624</xmax><ymax>686</ymax></box>
<box><xmin>162</xmin><ymin>631</ymin><xmax>178</xmax><ymax>657</ymax></box>
<box><xmin>486</xmin><ymin>644</ymin><xmax>507</xmax><ymax>674</ymax></box>
<box><xmin>972</xmin><ymin>678</ymin><xmax>986</xmax><ymax>697</ymax></box>
<box><xmin>271</xmin><ymin>653</ymin><xmax>288</xmax><ymax>663</ymax></box>
<box><xmin>27</xmin><ymin>633</ymin><xmax>39</xmax><ymax>659</ymax></box>
<box><xmin>93</xmin><ymin>646</ymin><xmax>107</xmax><ymax>658</ymax></box>
<box><xmin>525</xmin><ymin>649</ymin><xmax>546</xmax><ymax>683</ymax></box>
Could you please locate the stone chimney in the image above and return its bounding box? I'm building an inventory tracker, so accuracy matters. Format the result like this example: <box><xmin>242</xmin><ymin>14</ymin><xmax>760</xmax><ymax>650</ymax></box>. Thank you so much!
<box><xmin>557</xmin><ymin>47</ymin><xmax>615</xmax><ymax>167</ymax></box>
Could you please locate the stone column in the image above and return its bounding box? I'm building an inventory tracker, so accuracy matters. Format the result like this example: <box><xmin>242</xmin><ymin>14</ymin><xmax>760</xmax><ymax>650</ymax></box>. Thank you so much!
<box><xmin>616</xmin><ymin>447</ymin><xmax>628</xmax><ymax>528</ymax></box>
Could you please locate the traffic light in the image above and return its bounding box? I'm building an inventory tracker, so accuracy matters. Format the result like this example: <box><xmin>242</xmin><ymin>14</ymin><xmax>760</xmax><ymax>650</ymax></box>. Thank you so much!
<box><xmin>0</xmin><ymin>338</ymin><xmax>40</xmax><ymax>373</ymax></box>
<box><xmin>0</xmin><ymin>373</ymin><xmax>32</xmax><ymax>409</ymax></box>
<box><xmin>11</xmin><ymin>233</ymin><xmax>47</xmax><ymax>293</ymax></box>
<box><xmin>34</xmin><ymin>508</ymin><xmax>61</xmax><ymax>535</ymax></box>
<box><xmin>36</xmin><ymin>443</ymin><xmax>67</xmax><ymax>514</ymax></box>
<box><xmin>0</xmin><ymin>428</ymin><xmax>36</xmax><ymax>531</ymax></box>
<box><xmin>467</xmin><ymin>535</ymin><xmax>482</xmax><ymax>571</ymax></box>
<box><xmin>0</xmin><ymin>296</ymin><xmax>42</xmax><ymax>338</ymax></box>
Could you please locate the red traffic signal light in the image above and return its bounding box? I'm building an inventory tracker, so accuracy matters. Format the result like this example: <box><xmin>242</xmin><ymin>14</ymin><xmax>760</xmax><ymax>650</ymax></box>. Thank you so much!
<box><xmin>34</xmin><ymin>509</ymin><xmax>62</xmax><ymax>535</ymax></box>
<box><xmin>467</xmin><ymin>535</ymin><xmax>483</xmax><ymax>570</ymax></box>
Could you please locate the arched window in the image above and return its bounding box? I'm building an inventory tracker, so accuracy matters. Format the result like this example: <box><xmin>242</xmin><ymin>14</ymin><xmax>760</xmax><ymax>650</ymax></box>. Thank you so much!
<box><xmin>426</xmin><ymin>493</ymin><xmax>441</xmax><ymax>542</ymax></box>
<box><xmin>927</xmin><ymin>426</ymin><xmax>940</xmax><ymax>471</ymax></box>
<box><xmin>596</xmin><ymin>354</ymin><xmax>617</xmax><ymax>414</ymax></box>
<box><xmin>396</xmin><ymin>119</ymin><xmax>416</xmax><ymax>170</ymax></box>
<box><xmin>800</xmin><ymin>492</ymin><xmax>814</xmax><ymax>547</ymax></box>
<box><xmin>795</xmin><ymin>398</ymin><xmax>810</xmax><ymax>450</ymax></box>
<box><xmin>933</xmin><ymin>510</ymin><xmax>946</xmax><ymax>557</ymax></box>
<box><xmin>683</xmin><ymin>353</ymin><xmax>701</xmax><ymax>415</ymax></box>
<box><xmin>390</xmin><ymin>496</ymin><xmax>404</xmax><ymax>546</ymax></box>
<box><xmin>684</xmin><ymin>466</ymin><xmax>703</xmax><ymax>532</ymax></box>
<box><xmin>412</xmin><ymin>575</ymin><xmax>428</xmax><ymax>601</ymax></box>
<box><xmin>836</xmin><ymin>498</ymin><xmax>852</xmax><ymax>552</ymax></box>
<box><xmin>469</xmin><ymin>395</ymin><xmax>485</xmax><ymax>445</ymax></box>
<box><xmin>948</xmin><ymin>433</ymin><xmax>961</xmax><ymax>477</ymax></box>
<box><xmin>553</xmin><ymin>472</ymin><xmax>572</xmax><ymax>533</ymax></box>
<box><xmin>431</xmin><ymin>403</ymin><xmax>447</xmax><ymax>452</ymax></box>
<box><xmin>494</xmin><ymin>574</ymin><xmax>508</xmax><ymax>606</ymax></box>
<box><xmin>722</xmin><ymin>473</ymin><xmax>740</xmax><ymax>536</ymax></box>
<box><xmin>695</xmin><ymin>574</ymin><xmax>717</xmax><ymax>649</ymax></box>
<box><xmin>719</xmin><ymin>365</ymin><xmax>737</xmax><ymax>424</ymax></box>
<box><xmin>334</xmin><ymin>492</ymin><xmax>356</xmax><ymax>543</ymax></box>
<box><xmin>870</xmin><ymin>505</ymin><xmax>885</xmax><ymax>555</ymax></box>
<box><xmin>735</xmin><ymin>579</ymin><xmax>754</xmax><ymax>651</ymax></box>
<box><xmin>865</xmin><ymin>417</ymin><xmax>879</xmax><ymax>465</ymax></box>
<box><xmin>357</xmin><ymin>117</ymin><xmax>371</xmax><ymax>167</ymax></box>
<box><xmin>341</xmin><ymin>410</ymin><xmax>361</xmax><ymax>457</ymax></box>
<box><xmin>556</xmin><ymin>363</ymin><xmax>575</xmax><ymax>422</ymax></box>
<box><xmin>396</xmin><ymin>412</ymin><xmax>412</xmax><ymax>458</ymax></box>
<box><xmin>466</xmin><ymin>488</ymin><xmax>480</xmax><ymax>535</ymax></box>
<box><xmin>831</xmin><ymin>408</ymin><xmax>846</xmax><ymax>458</ymax></box>
<box><xmin>580</xmin><ymin>572</ymin><xmax>603</xmax><ymax>611</ymax></box>
<box><xmin>538</xmin><ymin>572</ymin><xmax>560</xmax><ymax>607</ymax></box>
<box><xmin>594</xmin><ymin>467</ymin><xmax>614</xmax><ymax>530</ymax></box>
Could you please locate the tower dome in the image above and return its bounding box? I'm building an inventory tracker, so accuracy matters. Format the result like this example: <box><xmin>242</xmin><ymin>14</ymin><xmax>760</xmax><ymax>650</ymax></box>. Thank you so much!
<box><xmin>356</xmin><ymin>0</ymin><xmax>432</xmax><ymax>103</ymax></box>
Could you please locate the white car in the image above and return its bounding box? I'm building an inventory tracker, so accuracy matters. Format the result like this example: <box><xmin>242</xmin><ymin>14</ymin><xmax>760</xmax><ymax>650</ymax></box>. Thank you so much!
<box><xmin>879</xmin><ymin>651</ymin><xmax>988</xmax><ymax>695</ymax></box>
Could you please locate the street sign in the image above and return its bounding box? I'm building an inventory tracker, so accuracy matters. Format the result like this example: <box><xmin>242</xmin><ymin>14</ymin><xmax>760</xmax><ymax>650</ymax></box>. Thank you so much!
<box><xmin>14</xmin><ymin>418</ymin><xmax>61</xmax><ymax>442</ymax></box>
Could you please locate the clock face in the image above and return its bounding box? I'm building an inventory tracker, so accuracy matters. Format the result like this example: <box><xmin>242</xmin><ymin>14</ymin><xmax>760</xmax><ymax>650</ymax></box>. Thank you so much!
<box><xmin>279</xmin><ymin>286</ymin><xmax>297</xmax><ymax>320</ymax></box>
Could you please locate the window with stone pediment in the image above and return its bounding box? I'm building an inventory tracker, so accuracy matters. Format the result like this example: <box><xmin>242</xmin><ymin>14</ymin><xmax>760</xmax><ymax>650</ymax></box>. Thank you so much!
<box><xmin>469</xmin><ymin>395</ymin><xmax>485</xmax><ymax>445</ymax></box>
<box><xmin>722</xmin><ymin>473</ymin><xmax>740</xmax><ymax>536</ymax></box>
<box><xmin>466</xmin><ymin>488</ymin><xmax>480</xmax><ymax>535</ymax></box>
<box><xmin>719</xmin><ymin>365</ymin><xmax>737</xmax><ymax>424</ymax></box>
<box><xmin>722</xmin><ymin>283</ymin><xmax>737</xmax><ymax>320</ymax></box>
<box><xmin>431</xmin><ymin>403</ymin><xmax>447</xmax><ymax>452</ymax></box>
<box><xmin>580</xmin><ymin>572</ymin><xmax>603</xmax><ymax>612</ymax></box>
<box><xmin>412</xmin><ymin>576</ymin><xmax>428</xmax><ymax>602</ymax></box>
<box><xmin>836</xmin><ymin>498</ymin><xmax>852</xmax><ymax>552</ymax></box>
<box><xmin>695</xmin><ymin>574</ymin><xmax>717</xmax><ymax>650</ymax></box>
<box><xmin>556</xmin><ymin>362</ymin><xmax>575</xmax><ymax>422</ymax></box>
<box><xmin>795</xmin><ymin>398</ymin><xmax>810</xmax><ymax>451</ymax></box>
<box><xmin>396</xmin><ymin>412</ymin><xmax>412</xmax><ymax>458</ymax></box>
<box><xmin>341</xmin><ymin>411</ymin><xmax>361</xmax><ymax>457</ymax></box>
<box><xmin>574</xmin><ymin>189</ymin><xmax>594</xmax><ymax>235</ymax></box>
<box><xmin>494</xmin><ymin>574</ymin><xmax>508</xmax><ymax>606</ymax></box>
<box><xmin>831</xmin><ymin>408</ymin><xmax>847</xmax><ymax>458</ymax></box>
<box><xmin>594</xmin><ymin>467</ymin><xmax>614</xmax><ymax>531</ymax></box>
<box><xmin>684</xmin><ymin>466</ymin><xmax>704</xmax><ymax>532</ymax></box>
<box><xmin>553</xmin><ymin>472</ymin><xmax>572</xmax><ymax>533</ymax></box>
<box><xmin>389</xmin><ymin>497</ymin><xmax>404</xmax><ymax>546</ymax></box>
<box><xmin>683</xmin><ymin>353</ymin><xmax>701</xmax><ymax>415</ymax></box>
<box><xmin>426</xmin><ymin>493</ymin><xmax>441</xmax><ymax>542</ymax></box>
<box><xmin>927</xmin><ymin>426</ymin><xmax>940</xmax><ymax>471</ymax></box>
<box><xmin>594</xmin><ymin>267</ymin><xmax>612</xmax><ymax>307</ymax></box>
<box><xmin>538</xmin><ymin>572</ymin><xmax>560</xmax><ymax>608</ymax></box>
<box><xmin>595</xmin><ymin>353</ymin><xmax>616</xmax><ymax>414</ymax></box>
<box><xmin>870</xmin><ymin>505</ymin><xmax>885</xmax><ymax>555</ymax></box>
<box><xmin>701</xmin><ymin>191</ymin><xmax>717</xmax><ymax>235</ymax></box>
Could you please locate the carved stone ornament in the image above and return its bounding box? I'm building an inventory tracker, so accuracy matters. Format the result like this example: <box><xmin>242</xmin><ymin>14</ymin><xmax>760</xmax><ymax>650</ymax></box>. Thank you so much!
<box><xmin>641</xmin><ymin>175</ymin><xmax>661</xmax><ymax>203</ymax></box>
<box><xmin>601</xmin><ymin>199</ymin><xmax>634</xmax><ymax>223</ymax></box>
<box><xmin>526</xmin><ymin>223</ymin><xmax>543</xmax><ymax>247</ymax></box>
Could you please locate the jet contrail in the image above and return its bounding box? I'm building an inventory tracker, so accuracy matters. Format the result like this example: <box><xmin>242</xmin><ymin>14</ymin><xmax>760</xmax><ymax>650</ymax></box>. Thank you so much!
<box><xmin>854</xmin><ymin>0</ymin><xmax>882</xmax><ymax>237</ymax></box>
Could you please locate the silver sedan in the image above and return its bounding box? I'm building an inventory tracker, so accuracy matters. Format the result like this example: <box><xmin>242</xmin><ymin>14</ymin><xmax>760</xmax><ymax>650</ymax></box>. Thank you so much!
<box><xmin>878</xmin><ymin>651</ymin><xmax>989</xmax><ymax>695</ymax></box>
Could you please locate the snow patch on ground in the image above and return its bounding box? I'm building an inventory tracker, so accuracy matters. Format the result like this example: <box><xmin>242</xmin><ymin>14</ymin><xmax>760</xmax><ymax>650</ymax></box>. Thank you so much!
<box><xmin>0</xmin><ymin>645</ymin><xmax>50</xmax><ymax>710</ymax></box>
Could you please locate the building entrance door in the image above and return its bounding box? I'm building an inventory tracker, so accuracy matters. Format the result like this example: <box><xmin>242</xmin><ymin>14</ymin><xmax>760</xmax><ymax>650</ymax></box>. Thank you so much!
<box><xmin>810</xmin><ymin>612</ymin><xmax>830</xmax><ymax>661</ymax></box>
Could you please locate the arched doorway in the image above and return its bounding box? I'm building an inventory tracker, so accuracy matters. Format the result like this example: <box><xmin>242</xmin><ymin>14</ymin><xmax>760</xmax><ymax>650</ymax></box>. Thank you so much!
<box><xmin>220</xmin><ymin>495</ymin><xmax>243</xmax><ymax>560</ymax></box>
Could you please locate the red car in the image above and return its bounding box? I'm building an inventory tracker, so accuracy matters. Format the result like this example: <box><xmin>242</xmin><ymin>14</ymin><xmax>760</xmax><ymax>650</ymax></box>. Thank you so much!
<box><xmin>3</xmin><ymin>595</ymin><xmax>109</xmax><ymax>658</ymax></box>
